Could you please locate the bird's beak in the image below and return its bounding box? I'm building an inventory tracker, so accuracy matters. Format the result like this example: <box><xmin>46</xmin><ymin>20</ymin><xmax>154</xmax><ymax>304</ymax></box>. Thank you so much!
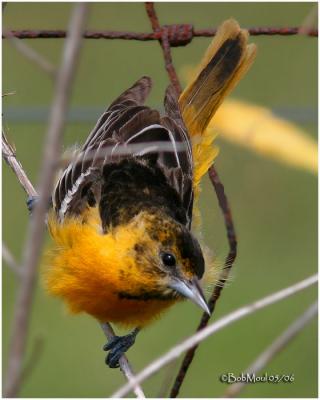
<box><xmin>170</xmin><ymin>278</ymin><xmax>211</xmax><ymax>316</ymax></box>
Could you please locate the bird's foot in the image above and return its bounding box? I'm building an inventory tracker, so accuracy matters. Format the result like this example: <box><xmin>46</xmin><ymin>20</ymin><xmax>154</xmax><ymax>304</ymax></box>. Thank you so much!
<box><xmin>103</xmin><ymin>328</ymin><xmax>139</xmax><ymax>368</ymax></box>
<box><xmin>26</xmin><ymin>195</ymin><xmax>39</xmax><ymax>213</ymax></box>
<box><xmin>26</xmin><ymin>195</ymin><xmax>53</xmax><ymax>214</ymax></box>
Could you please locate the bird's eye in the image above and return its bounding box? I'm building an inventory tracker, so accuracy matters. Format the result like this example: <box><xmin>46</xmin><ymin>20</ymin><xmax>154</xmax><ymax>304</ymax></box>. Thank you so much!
<box><xmin>161</xmin><ymin>252</ymin><xmax>176</xmax><ymax>267</ymax></box>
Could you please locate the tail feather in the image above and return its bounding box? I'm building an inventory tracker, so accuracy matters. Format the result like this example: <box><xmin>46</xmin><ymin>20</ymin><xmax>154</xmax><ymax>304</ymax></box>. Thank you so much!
<box><xmin>179</xmin><ymin>19</ymin><xmax>256</xmax><ymax>210</ymax></box>
<box><xmin>179</xmin><ymin>19</ymin><xmax>257</xmax><ymax>136</ymax></box>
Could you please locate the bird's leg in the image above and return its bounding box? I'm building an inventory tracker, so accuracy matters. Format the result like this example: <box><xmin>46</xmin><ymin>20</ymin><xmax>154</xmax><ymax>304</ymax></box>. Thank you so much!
<box><xmin>103</xmin><ymin>327</ymin><xmax>140</xmax><ymax>368</ymax></box>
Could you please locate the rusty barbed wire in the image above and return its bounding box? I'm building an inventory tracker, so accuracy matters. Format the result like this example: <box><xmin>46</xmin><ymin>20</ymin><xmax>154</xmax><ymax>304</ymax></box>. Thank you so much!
<box><xmin>194</xmin><ymin>26</ymin><xmax>318</xmax><ymax>37</ymax></box>
<box><xmin>145</xmin><ymin>2</ymin><xmax>182</xmax><ymax>94</ymax></box>
<box><xmin>2</xmin><ymin>26</ymin><xmax>317</xmax><ymax>45</ymax></box>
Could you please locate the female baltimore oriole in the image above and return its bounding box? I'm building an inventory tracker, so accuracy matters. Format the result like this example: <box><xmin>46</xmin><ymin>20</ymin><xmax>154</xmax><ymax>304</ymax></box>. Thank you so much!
<box><xmin>44</xmin><ymin>19</ymin><xmax>256</xmax><ymax>368</ymax></box>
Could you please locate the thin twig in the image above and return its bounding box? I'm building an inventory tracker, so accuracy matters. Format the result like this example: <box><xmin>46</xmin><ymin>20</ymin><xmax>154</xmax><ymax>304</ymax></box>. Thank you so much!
<box><xmin>4</xmin><ymin>4</ymin><xmax>88</xmax><ymax>397</ymax></box>
<box><xmin>111</xmin><ymin>274</ymin><xmax>317</xmax><ymax>397</ymax></box>
<box><xmin>2</xmin><ymin>130</ymin><xmax>38</xmax><ymax>197</ymax></box>
<box><xmin>100</xmin><ymin>324</ymin><xmax>145</xmax><ymax>399</ymax></box>
<box><xmin>2</xmin><ymin>242</ymin><xmax>22</xmax><ymax>278</ymax></box>
<box><xmin>3</xmin><ymin>29</ymin><xmax>56</xmax><ymax>78</ymax></box>
<box><xmin>224</xmin><ymin>301</ymin><xmax>318</xmax><ymax>398</ymax></box>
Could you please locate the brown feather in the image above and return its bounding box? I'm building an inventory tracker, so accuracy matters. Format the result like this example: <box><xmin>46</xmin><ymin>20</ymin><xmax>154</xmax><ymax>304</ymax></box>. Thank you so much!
<box><xmin>53</xmin><ymin>77</ymin><xmax>194</xmax><ymax>224</ymax></box>
<box><xmin>179</xmin><ymin>19</ymin><xmax>257</xmax><ymax>136</ymax></box>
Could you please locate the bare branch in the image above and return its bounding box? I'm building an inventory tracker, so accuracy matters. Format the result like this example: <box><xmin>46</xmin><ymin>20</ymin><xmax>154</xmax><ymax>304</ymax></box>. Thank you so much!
<box><xmin>224</xmin><ymin>301</ymin><xmax>317</xmax><ymax>397</ymax></box>
<box><xmin>2</xmin><ymin>242</ymin><xmax>22</xmax><ymax>278</ymax></box>
<box><xmin>3</xmin><ymin>29</ymin><xmax>56</xmax><ymax>78</ymax></box>
<box><xmin>4</xmin><ymin>4</ymin><xmax>88</xmax><ymax>397</ymax></box>
<box><xmin>2</xmin><ymin>130</ymin><xmax>37</xmax><ymax>197</ymax></box>
<box><xmin>111</xmin><ymin>274</ymin><xmax>317</xmax><ymax>398</ymax></box>
<box><xmin>100</xmin><ymin>323</ymin><xmax>145</xmax><ymax>399</ymax></box>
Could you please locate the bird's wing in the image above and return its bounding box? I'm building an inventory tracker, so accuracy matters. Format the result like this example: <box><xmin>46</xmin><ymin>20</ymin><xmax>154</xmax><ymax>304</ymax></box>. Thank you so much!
<box><xmin>53</xmin><ymin>77</ymin><xmax>193</xmax><ymax>223</ymax></box>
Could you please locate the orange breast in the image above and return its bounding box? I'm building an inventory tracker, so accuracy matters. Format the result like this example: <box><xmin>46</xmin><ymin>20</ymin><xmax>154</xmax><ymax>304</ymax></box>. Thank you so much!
<box><xmin>82</xmin><ymin>294</ymin><xmax>176</xmax><ymax>327</ymax></box>
<box><xmin>45</xmin><ymin>210</ymin><xmax>178</xmax><ymax>328</ymax></box>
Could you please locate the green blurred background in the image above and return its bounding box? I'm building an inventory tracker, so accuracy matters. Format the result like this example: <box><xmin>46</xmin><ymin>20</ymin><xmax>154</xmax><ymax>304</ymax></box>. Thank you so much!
<box><xmin>3</xmin><ymin>2</ymin><xmax>317</xmax><ymax>398</ymax></box>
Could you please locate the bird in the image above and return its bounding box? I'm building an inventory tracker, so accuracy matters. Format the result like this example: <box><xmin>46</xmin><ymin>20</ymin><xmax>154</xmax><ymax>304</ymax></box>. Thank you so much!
<box><xmin>43</xmin><ymin>19</ymin><xmax>256</xmax><ymax>368</ymax></box>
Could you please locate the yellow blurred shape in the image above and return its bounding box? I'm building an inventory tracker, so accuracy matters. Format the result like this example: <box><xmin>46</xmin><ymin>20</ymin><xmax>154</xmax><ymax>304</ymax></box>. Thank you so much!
<box><xmin>211</xmin><ymin>99</ymin><xmax>318</xmax><ymax>174</ymax></box>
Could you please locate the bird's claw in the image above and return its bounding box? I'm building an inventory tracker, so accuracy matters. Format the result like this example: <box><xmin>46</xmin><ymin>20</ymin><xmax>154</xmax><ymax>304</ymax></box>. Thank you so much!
<box><xmin>26</xmin><ymin>195</ymin><xmax>53</xmax><ymax>214</ymax></box>
<box><xmin>103</xmin><ymin>332</ymin><xmax>137</xmax><ymax>368</ymax></box>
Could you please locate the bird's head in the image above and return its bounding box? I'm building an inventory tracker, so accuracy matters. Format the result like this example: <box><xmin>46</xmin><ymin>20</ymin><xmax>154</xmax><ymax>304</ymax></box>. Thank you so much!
<box><xmin>115</xmin><ymin>210</ymin><xmax>210</xmax><ymax>315</ymax></box>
